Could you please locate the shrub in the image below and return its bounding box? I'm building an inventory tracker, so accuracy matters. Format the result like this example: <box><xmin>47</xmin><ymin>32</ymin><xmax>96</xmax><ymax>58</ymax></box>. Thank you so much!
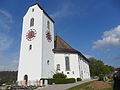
<box><xmin>77</xmin><ymin>78</ymin><xmax>82</xmax><ymax>81</ymax></box>
<box><xmin>40</xmin><ymin>78</ymin><xmax>75</xmax><ymax>84</ymax></box>
<box><xmin>99</xmin><ymin>74</ymin><xmax>104</xmax><ymax>81</ymax></box>
<box><xmin>53</xmin><ymin>73</ymin><xmax>67</xmax><ymax>78</ymax></box>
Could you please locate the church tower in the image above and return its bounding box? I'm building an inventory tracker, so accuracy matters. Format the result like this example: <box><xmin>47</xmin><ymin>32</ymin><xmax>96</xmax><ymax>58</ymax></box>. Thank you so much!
<box><xmin>17</xmin><ymin>3</ymin><xmax>54</xmax><ymax>85</ymax></box>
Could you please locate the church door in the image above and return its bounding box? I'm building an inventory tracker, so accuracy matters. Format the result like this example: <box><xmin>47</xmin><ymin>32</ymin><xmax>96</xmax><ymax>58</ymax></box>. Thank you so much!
<box><xmin>24</xmin><ymin>74</ymin><xmax>28</xmax><ymax>86</ymax></box>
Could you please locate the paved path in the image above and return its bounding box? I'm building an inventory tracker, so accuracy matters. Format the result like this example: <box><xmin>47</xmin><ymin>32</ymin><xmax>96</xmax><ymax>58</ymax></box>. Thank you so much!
<box><xmin>36</xmin><ymin>79</ymin><xmax>96</xmax><ymax>90</ymax></box>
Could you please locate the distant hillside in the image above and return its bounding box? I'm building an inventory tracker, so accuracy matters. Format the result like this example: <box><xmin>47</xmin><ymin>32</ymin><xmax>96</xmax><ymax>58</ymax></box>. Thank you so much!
<box><xmin>0</xmin><ymin>71</ymin><xmax>17</xmax><ymax>85</ymax></box>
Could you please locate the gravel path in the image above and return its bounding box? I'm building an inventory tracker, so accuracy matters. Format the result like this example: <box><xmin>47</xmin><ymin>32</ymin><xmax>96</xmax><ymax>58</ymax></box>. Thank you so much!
<box><xmin>36</xmin><ymin>79</ymin><xmax>96</xmax><ymax>90</ymax></box>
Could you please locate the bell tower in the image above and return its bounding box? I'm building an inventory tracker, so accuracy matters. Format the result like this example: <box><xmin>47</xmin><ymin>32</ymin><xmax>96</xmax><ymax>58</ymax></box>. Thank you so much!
<box><xmin>17</xmin><ymin>3</ymin><xmax>54</xmax><ymax>85</ymax></box>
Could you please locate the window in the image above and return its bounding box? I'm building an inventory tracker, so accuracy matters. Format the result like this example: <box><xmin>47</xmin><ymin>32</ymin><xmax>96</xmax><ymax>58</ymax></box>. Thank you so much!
<box><xmin>30</xmin><ymin>18</ymin><xmax>34</xmax><ymax>27</ymax></box>
<box><xmin>67</xmin><ymin>72</ymin><xmax>69</xmax><ymax>74</ymax></box>
<box><xmin>32</xmin><ymin>8</ymin><xmax>34</xmax><ymax>12</ymax></box>
<box><xmin>65</xmin><ymin>57</ymin><xmax>70</xmax><ymax>71</ymax></box>
<box><xmin>47</xmin><ymin>60</ymin><xmax>49</xmax><ymax>65</ymax></box>
<box><xmin>47</xmin><ymin>21</ymin><xmax>50</xmax><ymax>29</ymax></box>
<box><xmin>56</xmin><ymin>64</ymin><xmax>60</xmax><ymax>71</ymax></box>
<box><xmin>29</xmin><ymin>45</ymin><xmax>32</xmax><ymax>50</ymax></box>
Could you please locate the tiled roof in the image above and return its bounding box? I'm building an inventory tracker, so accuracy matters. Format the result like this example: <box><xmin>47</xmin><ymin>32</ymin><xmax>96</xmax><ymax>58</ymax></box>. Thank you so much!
<box><xmin>53</xmin><ymin>36</ymin><xmax>79</xmax><ymax>53</ymax></box>
<box><xmin>53</xmin><ymin>36</ymin><xmax>89</xmax><ymax>62</ymax></box>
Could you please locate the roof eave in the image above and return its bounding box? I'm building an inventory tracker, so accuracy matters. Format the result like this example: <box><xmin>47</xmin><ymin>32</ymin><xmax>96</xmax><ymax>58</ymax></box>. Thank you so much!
<box><xmin>53</xmin><ymin>49</ymin><xmax>90</xmax><ymax>63</ymax></box>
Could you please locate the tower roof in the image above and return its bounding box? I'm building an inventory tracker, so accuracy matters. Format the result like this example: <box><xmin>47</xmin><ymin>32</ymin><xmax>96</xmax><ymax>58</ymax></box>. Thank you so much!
<box><xmin>30</xmin><ymin>3</ymin><xmax>55</xmax><ymax>23</ymax></box>
<box><xmin>53</xmin><ymin>36</ymin><xmax>89</xmax><ymax>62</ymax></box>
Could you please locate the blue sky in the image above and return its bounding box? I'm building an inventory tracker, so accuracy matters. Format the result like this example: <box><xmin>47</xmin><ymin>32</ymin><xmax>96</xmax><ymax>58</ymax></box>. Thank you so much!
<box><xmin>0</xmin><ymin>0</ymin><xmax>120</xmax><ymax>71</ymax></box>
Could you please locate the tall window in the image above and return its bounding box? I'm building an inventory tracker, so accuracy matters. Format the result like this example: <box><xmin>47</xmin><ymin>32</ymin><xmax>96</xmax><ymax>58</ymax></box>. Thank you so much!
<box><xmin>29</xmin><ymin>45</ymin><xmax>32</xmax><ymax>50</ymax></box>
<box><xmin>65</xmin><ymin>57</ymin><xmax>70</xmax><ymax>71</ymax></box>
<box><xmin>47</xmin><ymin>60</ymin><xmax>49</xmax><ymax>65</ymax></box>
<box><xmin>30</xmin><ymin>18</ymin><xmax>34</xmax><ymax>27</ymax></box>
<box><xmin>56</xmin><ymin>64</ymin><xmax>60</xmax><ymax>71</ymax></box>
<box><xmin>47</xmin><ymin>21</ymin><xmax>50</xmax><ymax>29</ymax></box>
<box><xmin>32</xmin><ymin>8</ymin><xmax>34</xmax><ymax>12</ymax></box>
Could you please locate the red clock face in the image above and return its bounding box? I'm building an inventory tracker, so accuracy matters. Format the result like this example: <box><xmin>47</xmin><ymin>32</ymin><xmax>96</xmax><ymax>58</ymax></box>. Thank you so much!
<box><xmin>26</xmin><ymin>29</ymin><xmax>36</xmax><ymax>41</ymax></box>
<box><xmin>46</xmin><ymin>31</ymin><xmax>52</xmax><ymax>42</ymax></box>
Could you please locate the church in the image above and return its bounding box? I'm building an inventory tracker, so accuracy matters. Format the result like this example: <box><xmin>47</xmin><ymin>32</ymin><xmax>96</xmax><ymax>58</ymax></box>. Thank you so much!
<box><xmin>17</xmin><ymin>3</ymin><xmax>90</xmax><ymax>85</ymax></box>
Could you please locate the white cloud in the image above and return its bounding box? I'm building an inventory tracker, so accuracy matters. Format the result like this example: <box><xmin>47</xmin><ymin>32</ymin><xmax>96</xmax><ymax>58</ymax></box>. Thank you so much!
<box><xmin>85</xmin><ymin>55</ymin><xmax>92</xmax><ymax>59</ymax></box>
<box><xmin>84</xmin><ymin>54</ymin><xmax>93</xmax><ymax>59</ymax></box>
<box><xmin>93</xmin><ymin>25</ymin><xmax>120</xmax><ymax>50</ymax></box>
<box><xmin>0</xmin><ymin>9</ymin><xmax>13</xmax><ymax>30</ymax></box>
<box><xmin>50</xmin><ymin>3</ymin><xmax>73</xmax><ymax>19</ymax></box>
<box><xmin>0</xmin><ymin>34</ymin><xmax>13</xmax><ymax>51</ymax></box>
<box><xmin>0</xmin><ymin>9</ymin><xmax>14</xmax><ymax>51</ymax></box>
<box><xmin>0</xmin><ymin>9</ymin><xmax>17</xmax><ymax>70</ymax></box>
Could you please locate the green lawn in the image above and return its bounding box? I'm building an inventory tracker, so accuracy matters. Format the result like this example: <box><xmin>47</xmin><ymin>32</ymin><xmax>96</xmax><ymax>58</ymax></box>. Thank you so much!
<box><xmin>67</xmin><ymin>81</ymin><xmax>113</xmax><ymax>90</ymax></box>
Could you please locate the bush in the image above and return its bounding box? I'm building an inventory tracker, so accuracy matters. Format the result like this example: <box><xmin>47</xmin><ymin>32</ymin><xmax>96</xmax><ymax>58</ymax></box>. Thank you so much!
<box><xmin>41</xmin><ymin>78</ymin><xmax>75</xmax><ymax>84</ymax></box>
<box><xmin>77</xmin><ymin>78</ymin><xmax>82</xmax><ymax>81</ymax></box>
<box><xmin>53</xmin><ymin>73</ymin><xmax>67</xmax><ymax>78</ymax></box>
<box><xmin>99</xmin><ymin>74</ymin><xmax>104</xmax><ymax>81</ymax></box>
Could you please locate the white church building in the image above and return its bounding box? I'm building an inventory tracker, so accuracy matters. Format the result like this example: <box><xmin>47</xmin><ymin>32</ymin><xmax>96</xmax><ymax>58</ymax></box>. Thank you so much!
<box><xmin>17</xmin><ymin>3</ymin><xmax>90</xmax><ymax>85</ymax></box>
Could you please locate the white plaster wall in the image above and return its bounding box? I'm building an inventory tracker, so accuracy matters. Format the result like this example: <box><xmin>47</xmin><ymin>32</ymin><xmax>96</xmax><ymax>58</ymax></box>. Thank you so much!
<box><xmin>79</xmin><ymin>57</ymin><xmax>84</xmax><ymax>79</ymax></box>
<box><xmin>86</xmin><ymin>61</ymin><xmax>91</xmax><ymax>79</ymax></box>
<box><xmin>54</xmin><ymin>53</ymin><xmax>80</xmax><ymax>78</ymax></box>
<box><xmin>78</xmin><ymin>56</ymin><xmax>83</xmax><ymax>79</ymax></box>
<box><xmin>83</xmin><ymin>60</ymin><xmax>86</xmax><ymax>79</ymax></box>
<box><xmin>41</xmin><ymin>13</ymin><xmax>54</xmax><ymax>78</ymax></box>
<box><xmin>78</xmin><ymin>55</ymin><xmax>91</xmax><ymax>80</ymax></box>
<box><xmin>18</xmin><ymin>5</ymin><xmax>43</xmax><ymax>82</ymax></box>
<box><xmin>81</xmin><ymin>58</ymin><xmax>90</xmax><ymax>80</ymax></box>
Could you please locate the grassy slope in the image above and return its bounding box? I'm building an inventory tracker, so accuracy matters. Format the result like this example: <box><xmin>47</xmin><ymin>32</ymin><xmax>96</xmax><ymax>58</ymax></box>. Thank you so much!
<box><xmin>67</xmin><ymin>81</ymin><xmax>113</xmax><ymax>90</ymax></box>
<box><xmin>67</xmin><ymin>81</ymin><xmax>95</xmax><ymax>90</ymax></box>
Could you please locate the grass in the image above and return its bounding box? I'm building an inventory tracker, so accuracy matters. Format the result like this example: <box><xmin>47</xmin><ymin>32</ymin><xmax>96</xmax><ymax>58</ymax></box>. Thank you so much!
<box><xmin>67</xmin><ymin>81</ymin><xmax>113</xmax><ymax>90</ymax></box>
<box><xmin>67</xmin><ymin>81</ymin><xmax>95</xmax><ymax>90</ymax></box>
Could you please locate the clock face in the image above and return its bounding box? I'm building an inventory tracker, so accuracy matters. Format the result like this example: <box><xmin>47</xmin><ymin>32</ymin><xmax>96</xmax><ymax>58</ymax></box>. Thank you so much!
<box><xmin>46</xmin><ymin>31</ymin><xmax>52</xmax><ymax>42</ymax></box>
<box><xmin>26</xmin><ymin>29</ymin><xmax>37</xmax><ymax>41</ymax></box>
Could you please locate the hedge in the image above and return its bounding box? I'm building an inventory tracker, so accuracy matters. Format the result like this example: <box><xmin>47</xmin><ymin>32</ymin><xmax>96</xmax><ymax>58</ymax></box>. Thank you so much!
<box><xmin>53</xmin><ymin>73</ymin><xmax>67</xmax><ymax>78</ymax></box>
<box><xmin>41</xmin><ymin>78</ymin><xmax>75</xmax><ymax>84</ymax></box>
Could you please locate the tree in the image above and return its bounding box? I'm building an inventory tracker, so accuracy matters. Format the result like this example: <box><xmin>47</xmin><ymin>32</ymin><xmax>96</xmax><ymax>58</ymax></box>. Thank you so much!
<box><xmin>89</xmin><ymin>58</ymin><xmax>115</xmax><ymax>78</ymax></box>
<box><xmin>0</xmin><ymin>71</ymin><xmax>17</xmax><ymax>85</ymax></box>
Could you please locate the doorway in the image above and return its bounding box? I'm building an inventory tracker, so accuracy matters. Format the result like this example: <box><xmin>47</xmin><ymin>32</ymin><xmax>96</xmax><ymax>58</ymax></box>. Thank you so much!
<box><xmin>24</xmin><ymin>74</ymin><xmax>28</xmax><ymax>86</ymax></box>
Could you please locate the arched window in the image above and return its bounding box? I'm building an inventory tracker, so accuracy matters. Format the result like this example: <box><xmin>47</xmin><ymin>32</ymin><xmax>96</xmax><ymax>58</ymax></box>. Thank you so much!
<box><xmin>29</xmin><ymin>45</ymin><xmax>32</xmax><ymax>50</ymax></box>
<box><xmin>56</xmin><ymin>64</ymin><xmax>60</xmax><ymax>71</ymax></box>
<box><xmin>65</xmin><ymin>57</ymin><xmax>70</xmax><ymax>71</ymax></box>
<box><xmin>47</xmin><ymin>60</ymin><xmax>49</xmax><ymax>65</ymax></box>
<box><xmin>47</xmin><ymin>21</ymin><xmax>50</xmax><ymax>29</ymax></box>
<box><xmin>32</xmin><ymin>8</ymin><xmax>34</xmax><ymax>12</ymax></box>
<box><xmin>30</xmin><ymin>18</ymin><xmax>34</xmax><ymax>27</ymax></box>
